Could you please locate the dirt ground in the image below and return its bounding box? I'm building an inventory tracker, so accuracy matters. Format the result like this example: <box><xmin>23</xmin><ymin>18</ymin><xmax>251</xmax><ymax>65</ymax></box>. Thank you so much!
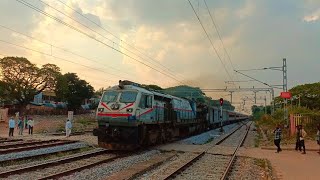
<box><xmin>239</xmin><ymin>140</ymin><xmax>320</xmax><ymax>180</ymax></box>
<box><xmin>0</xmin><ymin>114</ymin><xmax>96</xmax><ymax>135</ymax></box>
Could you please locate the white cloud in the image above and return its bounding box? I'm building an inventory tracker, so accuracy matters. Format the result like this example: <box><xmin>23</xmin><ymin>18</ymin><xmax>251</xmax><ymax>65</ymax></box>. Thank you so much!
<box><xmin>303</xmin><ymin>9</ymin><xmax>320</xmax><ymax>22</ymax></box>
<box><xmin>236</xmin><ymin>0</ymin><xmax>256</xmax><ymax>19</ymax></box>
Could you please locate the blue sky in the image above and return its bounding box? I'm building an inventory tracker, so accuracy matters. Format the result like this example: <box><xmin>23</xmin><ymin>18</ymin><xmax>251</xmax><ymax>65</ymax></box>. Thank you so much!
<box><xmin>0</xmin><ymin>0</ymin><xmax>319</xmax><ymax>112</ymax></box>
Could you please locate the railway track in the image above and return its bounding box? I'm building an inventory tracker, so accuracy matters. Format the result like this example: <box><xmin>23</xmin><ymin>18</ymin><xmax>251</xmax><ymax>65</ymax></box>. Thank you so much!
<box><xmin>0</xmin><ymin>122</ymin><xmax>253</xmax><ymax>180</ymax></box>
<box><xmin>1</xmin><ymin>149</ymin><xmax>122</xmax><ymax>180</ymax></box>
<box><xmin>220</xmin><ymin>122</ymin><xmax>252</xmax><ymax>180</ymax></box>
<box><xmin>135</xmin><ymin>121</ymin><xmax>252</xmax><ymax>180</ymax></box>
<box><xmin>0</xmin><ymin>148</ymin><xmax>87</xmax><ymax>167</ymax></box>
<box><xmin>0</xmin><ymin>139</ymin><xmax>61</xmax><ymax>149</ymax></box>
<box><xmin>0</xmin><ymin>140</ymin><xmax>77</xmax><ymax>154</ymax></box>
<box><xmin>0</xmin><ymin>139</ymin><xmax>23</xmax><ymax>143</ymax></box>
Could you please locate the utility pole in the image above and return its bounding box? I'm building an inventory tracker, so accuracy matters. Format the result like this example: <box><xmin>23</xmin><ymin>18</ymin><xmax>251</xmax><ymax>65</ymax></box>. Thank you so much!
<box><xmin>219</xmin><ymin>98</ymin><xmax>224</xmax><ymax>132</ymax></box>
<box><xmin>230</xmin><ymin>91</ymin><xmax>233</xmax><ymax>104</ymax></box>
<box><xmin>254</xmin><ymin>91</ymin><xmax>257</xmax><ymax>104</ymax></box>
<box><xmin>264</xmin><ymin>96</ymin><xmax>267</xmax><ymax>114</ymax></box>
<box><xmin>270</xmin><ymin>88</ymin><xmax>275</xmax><ymax>114</ymax></box>
<box><xmin>283</xmin><ymin>58</ymin><xmax>288</xmax><ymax>127</ymax></box>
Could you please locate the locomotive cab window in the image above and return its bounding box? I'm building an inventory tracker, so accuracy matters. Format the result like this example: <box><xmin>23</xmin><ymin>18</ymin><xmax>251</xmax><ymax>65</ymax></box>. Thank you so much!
<box><xmin>139</xmin><ymin>94</ymin><xmax>152</xmax><ymax>109</ymax></box>
<box><xmin>102</xmin><ymin>91</ymin><xmax>119</xmax><ymax>103</ymax></box>
<box><xmin>119</xmin><ymin>91</ymin><xmax>137</xmax><ymax>103</ymax></box>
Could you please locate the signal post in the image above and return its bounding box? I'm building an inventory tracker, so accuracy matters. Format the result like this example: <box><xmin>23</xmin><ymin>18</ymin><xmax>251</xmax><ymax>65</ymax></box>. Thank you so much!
<box><xmin>220</xmin><ymin>98</ymin><xmax>224</xmax><ymax>132</ymax></box>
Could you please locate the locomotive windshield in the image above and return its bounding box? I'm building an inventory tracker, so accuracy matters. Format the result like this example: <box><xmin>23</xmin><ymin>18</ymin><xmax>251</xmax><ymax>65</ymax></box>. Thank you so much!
<box><xmin>119</xmin><ymin>91</ymin><xmax>137</xmax><ymax>103</ymax></box>
<box><xmin>102</xmin><ymin>91</ymin><xmax>119</xmax><ymax>103</ymax></box>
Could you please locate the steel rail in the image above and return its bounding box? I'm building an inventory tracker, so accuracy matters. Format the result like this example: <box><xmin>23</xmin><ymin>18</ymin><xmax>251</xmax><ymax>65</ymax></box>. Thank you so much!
<box><xmin>0</xmin><ymin>139</ymin><xmax>23</xmax><ymax>143</ymax></box>
<box><xmin>221</xmin><ymin>121</ymin><xmax>252</xmax><ymax>180</ymax></box>
<box><xmin>0</xmin><ymin>146</ymin><xmax>85</xmax><ymax>164</ymax></box>
<box><xmin>0</xmin><ymin>149</ymin><xmax>108</xmax><ymax>178</ymax></box>
<box><xmin>163</xmin><ymin>152</ymin><xmax>205</xmax><ymax>180</ymax></box>
<box><xmin>38</xmin><ymin>154</ymin><xmax>125</xmax><ymax>180</ymax></box>
<box><xmin>215</xmin><ymin>121</ymin><xmax>247</xmax><ymax>145</ymax></box>
<box><xmin>0</xmin><ymin>140</ymin><xmax>78</xmax><ymax>154</ymax></box>
<box><xmin>161</xmin><ymin>121</ymin><xmax>249</xmax><ymax>180</ymax></box>
<box><xmin>0</xmin><ymin>139</ymin><xmax>60</xmax><ymax>149</ymax></box>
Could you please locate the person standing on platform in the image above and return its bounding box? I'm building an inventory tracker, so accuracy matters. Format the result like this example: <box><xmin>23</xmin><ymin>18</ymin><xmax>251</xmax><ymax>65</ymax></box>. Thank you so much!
<box><xmin>299</xmin><ymin>125</ymin><xmax>307</xmax><ymax>154</ymax></box>
<box><xmin>8</xmin><ymin>117</ymin><xmax>15</xmax><ymax>137</ymax></box>
<box><xmin>24</xmin><ymin>115</ymin><xmax>28</xmax><ymax>129</ymax></box>
<box><xmin>17</xmin><ymin>117</ymin><xmax>23</xmax><ymax>135</ymax></box>
<box><xmin>316</xmin><ymin>124</ymin><xmax>320</xmax><ymax>154</ymax></box>
<box><xmin>274</xmin><ymin>125</ymin><xmax>282</xmax><ymax>153</ymax></box>
<box><xmin>295</xmin><ymin>125</ymin><xmax>301</xmax><ymax>151</ymax></box>
<box><xmin>27</xmin><ymin>118</ymin><xmax>34</xmax><ymax>135</ymax></box>
<box><xmin>65</xmin><ymin>119</ymin><xmax>72</xmax><ymax>137</ymax></box>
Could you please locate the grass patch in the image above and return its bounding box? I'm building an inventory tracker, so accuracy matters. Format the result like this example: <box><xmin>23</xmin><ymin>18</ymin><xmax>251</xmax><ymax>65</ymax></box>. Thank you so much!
<box><xmin>254</xmin><ymin>158</ymin><xmax>275</xmax><ymax>180</ymax></box>
<box><xmin>254</xmin><ymin>131</ymin><xmax>262</xmax><ymax>147</ymax></box>
<box><xmin>254</xmin><ymin>158</ymin><xmax>265</xmax><ymax>168</ymax></box>
<box><xmin>77</xmin><ymin>117</ymin><xmax>95</xmax><ymax>126</ymax></box>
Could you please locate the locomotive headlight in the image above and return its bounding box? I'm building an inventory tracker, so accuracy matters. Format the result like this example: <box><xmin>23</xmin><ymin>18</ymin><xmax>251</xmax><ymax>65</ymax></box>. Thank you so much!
<box><xmin>98</xmin><ymin>108</ymin><xmax>104</xmax><ymax>112</ymax></box>
<box><xmin>127</xmin><ymin>108</ymin><xmax>133</xmax><ymax>112</ymax></box>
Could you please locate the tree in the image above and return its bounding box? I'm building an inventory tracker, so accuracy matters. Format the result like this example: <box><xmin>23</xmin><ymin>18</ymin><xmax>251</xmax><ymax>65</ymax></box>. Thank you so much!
<box><xmin>56</xmin><ymin>73</ymin><xmax>94</xmax><ymax>111</ymax></box>
<box><xmin>94</xmin><ymin>87</ymin><xmax>106</xmax><ymax>97</ymax></box>
<box><xmin>0</xmin><ymin>57</ymin><xmax>60</xmax><ymax>113</ymax></box>
<box><xmin>288</xmin><ymin>82</ymin><xmax>320</xmax><ymax>109</ymax></box>
<box><xmin>273</xmin><ymin>82</ymin><xmax>320</xmax><ymax>110</ymax></box>
<box><xmin>141</xmin><ymin>84</ymin><xmax>163</xmax><ymax>91</ymax></box>
<box><xmin>55</xmin><ymin>75</ymin><xmax>69</xmax><ymax>102</ymax></box>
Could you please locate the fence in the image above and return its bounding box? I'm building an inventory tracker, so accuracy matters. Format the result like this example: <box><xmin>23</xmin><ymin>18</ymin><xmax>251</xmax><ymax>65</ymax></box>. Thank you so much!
<box><xmin>290</xmin><ymin>114</ymin><xmax>320</xmax><ymax>136</ymax></box>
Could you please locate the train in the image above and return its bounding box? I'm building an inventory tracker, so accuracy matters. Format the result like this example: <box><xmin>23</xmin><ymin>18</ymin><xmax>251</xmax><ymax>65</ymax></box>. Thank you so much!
<box><xmin>93</xmin><ymin>80</ymin><xmax>249</xmax><ymax>150</ymax></box>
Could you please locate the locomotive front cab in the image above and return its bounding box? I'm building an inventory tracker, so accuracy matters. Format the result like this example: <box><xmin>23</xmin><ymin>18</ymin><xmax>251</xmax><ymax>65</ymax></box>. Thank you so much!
<box><xmin>94</xmin><ymin>83</ymin><xmax>157</xmax><ymax>148</ymax></box>
<box><xmin>96</xmin><ymin>89</ymin><xmax>139</xmax><ymax>124</ymax></box>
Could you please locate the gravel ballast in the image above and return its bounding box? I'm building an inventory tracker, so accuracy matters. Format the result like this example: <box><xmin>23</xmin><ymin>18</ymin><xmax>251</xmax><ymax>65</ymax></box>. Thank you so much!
<box><xmin>59</xmin><ymin>150</ymin><xmax>161</xmax><ymax>180</ymax></box>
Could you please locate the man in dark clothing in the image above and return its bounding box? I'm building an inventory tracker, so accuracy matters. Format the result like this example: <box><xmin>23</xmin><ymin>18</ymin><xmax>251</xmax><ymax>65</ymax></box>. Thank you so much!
<box><xmin>274</xmin><ymin>125</ymin><xmax>282</xmax><ymax>153</ymax></box>
<box><xmin>299</xmin><ymin>125</ymin><xmax>307</xmax><ymax>154</ymax></box>
<box><xmin>295</xmin><ymin>125</ymin><xmax>301</xmax><ymax>151</ymax></box>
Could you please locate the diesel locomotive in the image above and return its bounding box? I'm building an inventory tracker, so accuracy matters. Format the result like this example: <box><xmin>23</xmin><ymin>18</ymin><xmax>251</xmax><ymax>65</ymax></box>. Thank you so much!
<box><xmin>93</xmin><ymin>80</ymin><xmax>248</xmax><ymax>150</ymax></box>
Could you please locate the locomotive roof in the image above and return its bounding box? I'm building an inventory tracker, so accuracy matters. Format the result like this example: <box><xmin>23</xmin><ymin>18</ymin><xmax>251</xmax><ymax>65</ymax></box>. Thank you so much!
<box><xmin>107</xmin><ymin>85</ymin><xmax>189</xmax><ymax>102</ymax></box>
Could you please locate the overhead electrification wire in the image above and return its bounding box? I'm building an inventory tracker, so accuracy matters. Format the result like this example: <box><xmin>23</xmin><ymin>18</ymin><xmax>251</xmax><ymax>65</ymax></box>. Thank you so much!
<box><xmin>203</xmin><ymin>0</ymin><xmax>241</xmax><ymax>87</ymax></box>
<box><xmin>0</xmin><ymin>25</ymin><xmax>161</xmax><ymax>85</ymax></box>
<box><xmin>55</xmin><ymin>0</ymin><xmax>194</xmax><ymax>86</ymax></box>
<box><xmin>203</xmin><ymin>0</ymin><xmax>236</xmax><ymax>70</ymax></box>
<box><xmin>0</xmin><ymin>24</ymin><xmax>132</xmax><ymax>76</ymax></box>
<box><xmin>15</xmin><ymin>0</ymin><xmax>185</xmax><ymax>85</ymax></box>
<box><xmin>187</xmin><ymin>0</ymin><xmax>234</xmax><ymax>85</ymax></box>
<box><xmin>38</xmin><ymin>0</ymin><xmax>192</xmax><ymax>86</ymax></box>
<box><xmin>0</xmin><ymin>39</ymin><xmax>135</xmax><ymax>81</ymax></box>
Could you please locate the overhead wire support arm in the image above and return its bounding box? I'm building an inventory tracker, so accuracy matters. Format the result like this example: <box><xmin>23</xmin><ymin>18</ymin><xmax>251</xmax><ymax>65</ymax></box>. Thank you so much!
<box><xmin>234</xmin><ymin>70</ymin><xmax>271</xmax><ymax>87</ymax></box>
<box><xmin>236</xmin><ymin>66</ymin><xmax>283</xmax><ymax>72</ymax></box>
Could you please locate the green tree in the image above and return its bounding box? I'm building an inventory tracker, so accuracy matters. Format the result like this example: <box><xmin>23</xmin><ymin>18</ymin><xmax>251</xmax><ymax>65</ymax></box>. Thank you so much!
<box><xmin>55</xmin><ymin>75</ymin><xmax>69</xmax><ymax>102</ymax></box>
<box><xmin>56</xmin><ymin>73</ymin><xmax>94</xmax><ymax>111</ymax></box>
<box><xmin>94</xmin><ymin>87</ymin><xmax>106</xmax><ymax>97</ymax></box>
<box><xmin>141</xmin><ymin>84</ymin><xmax>163</xmax><ymax>91</ymax></box>
<box><xmin>289</xmin><ymin>82</ymin><xmax>320</xmax><ymax>109</ymax></box>
<box><xmin>0</xmin><ymin>57</ymin><xmax>60</xmax><ymax>113</ymax></box>
<box><xmin>273</xmin><ymin>82</ymin><xmax>320</xmax><ymax>110</ymax></box>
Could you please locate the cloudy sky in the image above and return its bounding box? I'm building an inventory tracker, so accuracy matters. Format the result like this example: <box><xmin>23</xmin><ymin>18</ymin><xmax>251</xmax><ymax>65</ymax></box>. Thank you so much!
<box><xmin>0</xmin><ymin>0</ymin><xmax>319</xmax><ymax>112</ymax></box>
